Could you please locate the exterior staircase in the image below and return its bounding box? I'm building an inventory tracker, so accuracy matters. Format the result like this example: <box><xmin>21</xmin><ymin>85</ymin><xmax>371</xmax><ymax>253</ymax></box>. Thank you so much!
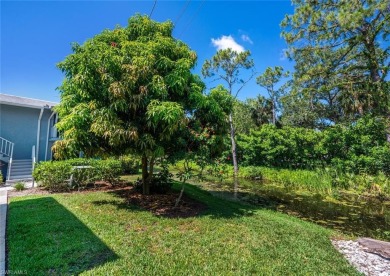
<box><xmin>7</xmin><ymin>159</ymin><xmax>33</xmax><ymax>183</ymax></box>
<box><xmin>1</xmin><ymin>136</ymin><xmax>34</xmax><ymax>185</ymax></box>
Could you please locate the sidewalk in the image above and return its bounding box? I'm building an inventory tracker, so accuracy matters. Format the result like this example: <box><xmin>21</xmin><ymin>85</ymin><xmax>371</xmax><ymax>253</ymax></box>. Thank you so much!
<box><xmin>0</xmin><ymin>190</ymin><xmax>7</xmax><ymax>275</ymax></box>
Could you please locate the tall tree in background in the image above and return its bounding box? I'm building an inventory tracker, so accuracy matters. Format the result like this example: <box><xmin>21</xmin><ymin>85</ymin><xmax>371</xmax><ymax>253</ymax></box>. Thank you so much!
<box><xmin>256</xmin><ymin>66</ymin><xmax>289</xmax><ymax>125</ymax></box>
<box><xmin>247</xmin><ymin>96</ymin><xmax>274</xmax><ymax>127</ymax></box>
<box><xmin>54</xmin><ymin>15</ymin><xmax>228</xmax><ymax>195</ymax></box>
<box><xmin>232</xmin><ymin>100</ymin><xmax>257</xmax><ymax>135</ymax></box>
<box><xmin>202</xmin><ymin>49</ymin><xmax>255</xmax><ymax>182</ymax></box>
<box><xmin>281</xmin><ymin>0</ymin><xmax>390</xmax><ymax>125</ymax></box>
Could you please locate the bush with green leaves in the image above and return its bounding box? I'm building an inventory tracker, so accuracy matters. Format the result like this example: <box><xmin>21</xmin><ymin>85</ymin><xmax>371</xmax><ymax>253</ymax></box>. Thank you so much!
<box><xmin>238</xmin><ymin>116</ymin><xmax>390</xmax><ymax>175</ymax></box>
<box><xmin>238</xmin><ymin>124</ymin><xmax>323</xmax><ymax>169</ymax></box>
<box><xmin>95</xmin><ymin>159</ymin><xmax>122</xmax><ymax>184</ymax></box>
<box><xmin>119</xmin><ymin>155</ymin><xmax>140</xmax><ymax>174</ymax></box>
<box><xmin>33</xmin><ymin>161</ymin><xmax>72</xmax><ymax>192</ymax></box>
<box><xmin>33</xmin><ymin>158</ymin><xmax>123</xmax><ymax>191</ymax></box>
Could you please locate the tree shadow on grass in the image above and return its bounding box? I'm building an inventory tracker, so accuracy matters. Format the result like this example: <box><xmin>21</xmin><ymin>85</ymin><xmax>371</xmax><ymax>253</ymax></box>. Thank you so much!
<box><xmin>207</xmin><ymin>184</ymin><xmax>390</xmax><ymax>241</ymax></box>
<box><xmin>7</xmin><ymin>197</ymin><xmax>118</xmax><ymax>274</ymax></box>
<box><xmin>92</xmin><ymin>183</ymin><xmax>261</xmax><ymax>219</ymax></box>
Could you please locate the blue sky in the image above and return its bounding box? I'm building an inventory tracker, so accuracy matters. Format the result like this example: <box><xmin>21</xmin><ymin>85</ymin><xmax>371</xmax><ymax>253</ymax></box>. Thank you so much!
<box><xmin>1</xmin><ymin>1</ymin><xmax>294</xmax><ymax>102</ymax></box>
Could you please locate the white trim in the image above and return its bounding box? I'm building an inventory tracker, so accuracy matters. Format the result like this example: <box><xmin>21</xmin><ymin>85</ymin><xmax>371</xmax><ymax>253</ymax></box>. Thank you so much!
<box><xmin>0</xmin><ymin>93</ymin><xmax>57</xmax><ymax>109</ymax></box>
<box><xmin>36</xmin><ymin>108</ymin><xmax>44</xmax><ymax>162</ymax></box>
<box><xmin>45</xmin><ymin>111</ymin><xmax>56</xmax><ymax>161</ymax></box>
<box><xmin>0</xmin><ymin>101</ymin><xmax>51</xmax><ymax>110</ymax></box>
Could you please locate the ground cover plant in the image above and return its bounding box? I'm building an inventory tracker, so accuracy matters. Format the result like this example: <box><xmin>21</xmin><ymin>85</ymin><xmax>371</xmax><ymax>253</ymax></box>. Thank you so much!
<box><xmin>173</xmin><ymin>161</ymin><xmax>390</xmax><ymax>198</ymax></box>
<box><xmin>7</xmin><ymin>183</ymin><xmax>359</xmax><ymax>275</ymax></box>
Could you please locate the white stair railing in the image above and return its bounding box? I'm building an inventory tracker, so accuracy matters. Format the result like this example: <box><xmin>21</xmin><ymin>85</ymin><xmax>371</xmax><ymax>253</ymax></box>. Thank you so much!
<box><xmin>32</xmin><ymin>145</ymin><xmax>36</xmax><ymax>169</ymax></box>
<box><xmin>31</xmin><ymin>145</ymin><xmax>36</xmax><ymax>188</ymax></box>
<box><xmin>0</xmin><ymin>137</ymin><xmax>14</xmax><ymax>158</ymax></box>
<box><xmin>32</xmin><ymin>145</ymin><xmax>36</xmax><ymax>187</ymax></box>
<box><xmin>1</xmin><ymin>137</ymin><xmax>15</xmax><ymax>181</ymax></box>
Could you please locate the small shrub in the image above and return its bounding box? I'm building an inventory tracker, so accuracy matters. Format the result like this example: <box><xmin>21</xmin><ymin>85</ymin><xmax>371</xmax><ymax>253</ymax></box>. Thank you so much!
<box><xmin>33</xmin><ymin>161</ymin><xmax>72</xmax><ymax>192</ymax></box>
<box><xmin>150</xmin><ymin>165</ymin><xmax>173</xmax><ymax>194</ymax></box>
<box><xmin>14</xmin><ymin>182</ymin><xmax>25</xmax><ymax>191</ymax></box>
<box><xmin>0</xmin><ymin>170</ymin><xmax>3</xmax><ymax>183</ymax></box>
<box><xmin>95</xmin><ymin>159</ymin><xmax>122</xmax><ymax>184</ymax></box>
<box><xmin>119</xmin><ymin>155</ymin><xmax>140</xmax><ymax>174</ymax></box>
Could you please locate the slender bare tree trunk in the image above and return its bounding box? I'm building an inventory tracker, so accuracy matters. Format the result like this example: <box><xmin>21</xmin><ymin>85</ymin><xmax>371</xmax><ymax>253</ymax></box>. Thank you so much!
<box><xmin>175</xmin><ymin>183</ymin><xmax>185</xmax><ymax>208</ymax></box>
<box><xmin>272</xmin><ymin>99</ymin><xmax>276</xmax><ymax>125</ymax></box>
<box><xmin>175</xmin><ymin>159</ymin><xmax>189</xmax><ymax>207</ymax></box>
<box><xmin>229</xmin><ymin>113</ymin><xmax>239</xmax><ymax>176</ymax></box>
<box><xmin>141</xmin><ymin>154</ymin><xmax>150</xmax><ymax>195</ymax></box>
<box><xmin>229</xmin><ymin>113</ymin><xmax>239</xmax><ymax>198</ymax></box>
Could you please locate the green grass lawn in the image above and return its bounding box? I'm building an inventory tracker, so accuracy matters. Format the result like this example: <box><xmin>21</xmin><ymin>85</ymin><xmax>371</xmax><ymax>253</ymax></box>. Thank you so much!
<box><xmin>7</xmin><ymin>183</ymin><xmax>359</xmax><ymax>275</ymax></box>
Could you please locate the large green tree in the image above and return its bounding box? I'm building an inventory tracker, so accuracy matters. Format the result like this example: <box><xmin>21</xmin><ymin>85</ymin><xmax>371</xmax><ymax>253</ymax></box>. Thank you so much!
<box><xmin>256</xmin><ymin>66</ymin><xmax>288</xmax><ymax>125</ymax></box>
<box><xmin>281</xmin><ymin>0</ymin><xmax>390</xmax><ymax>125</ymax></box>
<box><xmin>54</xmin><ymin>15</ymin><xmax>228</xmax><ymax>194</ymax></box>
<box><xmin>202</xmin><ymin>49</ymin><xmax>255</xmax><ymax>181</ymax></box>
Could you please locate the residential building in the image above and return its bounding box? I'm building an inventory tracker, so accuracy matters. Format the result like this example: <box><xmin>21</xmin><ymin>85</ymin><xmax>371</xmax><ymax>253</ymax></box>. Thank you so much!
<box><xmin>0</xmin><ymin>93</ymin><xmax>59</xmax><ymax>183</ymax></box>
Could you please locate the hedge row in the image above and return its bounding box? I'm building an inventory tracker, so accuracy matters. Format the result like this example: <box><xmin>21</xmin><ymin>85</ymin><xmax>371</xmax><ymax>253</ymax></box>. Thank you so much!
<box><xmin>33</xmin><ymin>157</ymin><xmax>139</xmax><ymax>191</ymax></box>
<box><xmin>237</xmin><ymin>116</ymin><xmax>390</xmax><ymax>175</ymax></box>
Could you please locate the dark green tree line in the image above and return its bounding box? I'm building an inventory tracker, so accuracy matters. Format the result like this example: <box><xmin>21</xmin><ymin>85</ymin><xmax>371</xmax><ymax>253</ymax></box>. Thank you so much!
<box><xmin>281</xmin><ymin>0</ymin><xmax>390</xmax><ymax>127</ymax></box>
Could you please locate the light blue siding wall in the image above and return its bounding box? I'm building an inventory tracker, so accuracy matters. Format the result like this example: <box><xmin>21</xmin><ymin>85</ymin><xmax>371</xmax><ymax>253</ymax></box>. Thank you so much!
<box><xmin>0</xmin><ymin>104</ymin><xmax>53</xmax><ymax>161</ymax></box>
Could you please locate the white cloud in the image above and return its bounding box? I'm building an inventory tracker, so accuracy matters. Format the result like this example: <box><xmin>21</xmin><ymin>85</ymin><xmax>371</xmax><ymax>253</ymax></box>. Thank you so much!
<box><xmin>211</xmin><ymin>35</ymin><xmax>245</xmax><ymax>53</ymax></box>
<box><xmin>241</xmin><ymin>34</ymin><xmax>253</xmax><ymax>44</ymax></box>
<box><xmin>279</xmin><ymin>48</ymin><xmax>289</xmax><ymax>61</ymax></box>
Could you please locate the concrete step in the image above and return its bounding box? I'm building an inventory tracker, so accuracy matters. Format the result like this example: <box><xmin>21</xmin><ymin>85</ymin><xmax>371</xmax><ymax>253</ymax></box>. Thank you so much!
<box><xmin>12</xmin><ymin>160</ymin><xmax>32</xmax><ymax>165</ymax></box>
<box><xmin>5</xmin><ymin>179</ymin><xmax>33</xmax><ymax>185</ymax></box>
<box><xmin>10</xmin><ymin>167</ymin><xmax>32</xmax><ymax>172</ymax></box>
<box><xmin>11</xmin><ymin>164</ymin><xmax>31</xmax><ymax>168</ymax></box>
<box><xmin>11</xmin><ymin>164</ymin><xmax>32</xmax><ymax>169</ymax></box>
<box><xmin>11</xmin><ymin>167</ymin><xmax>32</xmax><ymax>171</ymax></box>
<box><xmin>10</xmin><ymin>171</ymin><xmax>32</xmax><ymax>177</ymax></box>
<box><xmin>12</xmin><ymin>161</ymin><xmax>32</xmax><ymax>165</ymax></box>
<box><xmin>6</xmin><ymin>159</ymin><xmax>34</xmax><ymax>184</ymax></box>
<box><xmin>8</xmin><ymin>175</ymin><xmax>33</xmax><ymax>181</ymax></box>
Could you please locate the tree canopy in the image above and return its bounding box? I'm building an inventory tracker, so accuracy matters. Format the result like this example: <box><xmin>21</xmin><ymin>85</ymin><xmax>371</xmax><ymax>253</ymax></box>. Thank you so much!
<box><xmin>54</xmin><ymin>15</ymin><xmax>230</xmax><ymax>194</ymax></box>
<box><xmin>281</xmin><ymin>0</ymin><xmax>390</xmax><ymax>126</ymax></box>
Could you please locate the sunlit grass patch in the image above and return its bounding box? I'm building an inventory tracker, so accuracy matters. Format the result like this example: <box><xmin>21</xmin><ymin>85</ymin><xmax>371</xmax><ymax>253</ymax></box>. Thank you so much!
<box><xmin>7</xmin><ymin>183</ymin><xmax>359</xmax><ymax>275</ymax></box>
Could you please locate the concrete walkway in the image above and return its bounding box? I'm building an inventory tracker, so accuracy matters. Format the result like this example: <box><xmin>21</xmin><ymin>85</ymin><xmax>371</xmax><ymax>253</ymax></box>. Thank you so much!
<box><xmin>0</xmin><ymin>190</ymin><xmax>7</xmax><ymax>275</ymax></box>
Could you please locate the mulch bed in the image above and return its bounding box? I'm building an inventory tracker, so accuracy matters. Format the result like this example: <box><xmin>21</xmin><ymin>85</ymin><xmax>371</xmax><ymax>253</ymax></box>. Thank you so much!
<box><xmin>114</xmin><ymin>186</ymin><xmax>207</xmax><ymax>218</ymax></box>
<box><xmin>8</xmin><ymin>183</ymin><xmax>207</xmax><ymax>218</ymax></box>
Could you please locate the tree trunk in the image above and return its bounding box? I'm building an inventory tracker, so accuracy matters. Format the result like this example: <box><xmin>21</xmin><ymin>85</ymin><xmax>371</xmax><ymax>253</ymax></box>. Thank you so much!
<box><xmin>272</xmin><ymin>99</ymin><xmax>276</xmax><ymax>125</ymax></box>
<box><xmin>147</xmin><ymin>156</ymin><xmax>155</xmax><ymax>183</ymax></box>
<box><xmin>362</xmin><ymin>31</ymin><xmax>381</xmax><ymax>83</ymax></box>
<box><xmin>175</xmin><ymin>182</ymin><xmax>185</xmax><ymax>208</ymax></box>
<box><xmin>141</xmin><ymin>154</ymin><xmax>150</xmax><ymax>195</ymax></box>
<box><xmin>229</xmin><ymin>113</ymin><xmax>239</xmax><ymax>194</ymax></box>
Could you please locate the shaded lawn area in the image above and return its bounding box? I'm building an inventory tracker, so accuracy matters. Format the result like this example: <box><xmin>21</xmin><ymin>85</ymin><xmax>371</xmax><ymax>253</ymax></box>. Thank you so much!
<box><xmin>7</xmin><ymin>183</ymin><xmax>359</xmax><ymax>275</ymax></box>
